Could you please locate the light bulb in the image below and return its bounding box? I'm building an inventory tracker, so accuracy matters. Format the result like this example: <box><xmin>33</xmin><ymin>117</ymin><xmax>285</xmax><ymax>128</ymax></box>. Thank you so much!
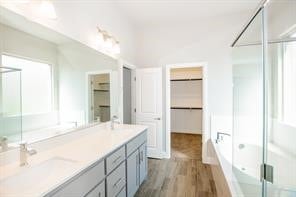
<box><xmin>113</xmin><ymin>42</ymin><xmax>120</xmax><ymax>54</ymax></box>
<box><xmin>15</xmin><ymin>0</ymin><xmax>30</xmax><ymax>4</ymax></box>
<box><xmin>96</xmin><ymin>31</ymin><xmax>104</xmax><ymax>45</ymax></box>
<box><xmin>105</xmin><ymin>37</ymin><xmax>113</xmax><ymax>50</ymax></box>
<box><xmin>39</xmin><ymin>0</ymin><xmax>57</xmax><ymax>19</ymax></box>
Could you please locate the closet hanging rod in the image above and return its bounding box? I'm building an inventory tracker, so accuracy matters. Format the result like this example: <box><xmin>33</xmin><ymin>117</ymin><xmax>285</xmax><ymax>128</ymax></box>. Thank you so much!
<box><xmin>170</xmin><ymin>78</ymin><xmax>202</xmax><ymax>81</ymax></box>
<box><xmin>171</xmin><ymin>107</ymin><xmax>203</xmax><ymax>110</ymax></box>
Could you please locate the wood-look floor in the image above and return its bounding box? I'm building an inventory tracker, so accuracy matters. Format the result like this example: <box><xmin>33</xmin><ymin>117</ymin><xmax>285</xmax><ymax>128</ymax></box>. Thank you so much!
<box><xmin>135</xmin><ymin>133</ymin><xmax>217</xmax><ymax>197</ymax></box>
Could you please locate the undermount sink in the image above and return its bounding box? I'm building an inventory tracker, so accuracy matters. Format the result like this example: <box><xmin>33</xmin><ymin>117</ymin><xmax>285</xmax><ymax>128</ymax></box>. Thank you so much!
<box><xmin>0</xmin><ymin>157</ymin><xmax>78</xmax><ymax>192</ymax></box>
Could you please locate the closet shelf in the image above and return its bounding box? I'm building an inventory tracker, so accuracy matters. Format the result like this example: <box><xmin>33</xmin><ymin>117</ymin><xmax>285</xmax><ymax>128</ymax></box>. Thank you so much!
<box><xmin>94</xmin><ymin>89</ymin><xmax>109</xmax><ymax>92</ymax></box>
<box><xmin>171</xmin><ymin>107</ymin><xmax>202</xmax><ymax>110</ymax></box>
<box><xmin>98</xmin><ymin>82</ymin><xmax>110</xmax><ymax>85</ymax></box>
<box><xmin>170</xmin><ymin>78</ymin><xmax>202</xmax><ymax>81</ymax></box>
<box><xmin>99</xmin><ymin>105</ymin><xmax>110</xmax><ymax>107</ymax></box>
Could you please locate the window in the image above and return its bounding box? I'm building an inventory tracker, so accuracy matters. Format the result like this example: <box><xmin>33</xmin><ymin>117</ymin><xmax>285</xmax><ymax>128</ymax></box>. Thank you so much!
<box><xmin>280</xmin><ymin>40</ymin><xmax>296</xmax><ymax>127</ymax></box>
<box><xmin>2</xmin><ymin>55</ymin><xmax>52</xmax><ymax>115</ymax></box>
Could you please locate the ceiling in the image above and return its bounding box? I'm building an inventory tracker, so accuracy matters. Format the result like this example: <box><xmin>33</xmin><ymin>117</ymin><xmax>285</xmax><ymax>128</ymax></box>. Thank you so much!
<box><xmin>0</xmin><ymin>6</ymin><xmax>72</xmax><ymax>45</ymax></box>
<box><xmin>112</xmin><ymin>0</ymin><xmax>261</xmax><ymax>26</ymax></box>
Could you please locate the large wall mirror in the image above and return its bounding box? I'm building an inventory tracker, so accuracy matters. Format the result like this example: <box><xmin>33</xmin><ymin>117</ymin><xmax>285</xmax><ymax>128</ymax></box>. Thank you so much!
<box><xmin>0</xmin><ymin>7</ymin><xmax>120</xmax><ymax>147</ymax></box>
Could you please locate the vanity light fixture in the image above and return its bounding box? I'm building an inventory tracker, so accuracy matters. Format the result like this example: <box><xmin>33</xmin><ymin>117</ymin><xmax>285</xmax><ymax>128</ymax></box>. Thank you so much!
<box><xmin>113</xmin><ymin>41</ymin><xmax>120</xmax><ymax>54</ymax></box>
<box><xmin>39</xmin><ymin>0</ymin><xmax>57</xmax><ymax>19</ymax></box>
<box><xmin>96</xmin><ymin>27</ymin><xmax>105</xmax><ymax>44</ymax></box>
<box><xmin>97</xmin><ymin>27</ymin><xmax>121</xmax><ymax>55</ymax></box>
<box><xmin>105</xmin><ymin>36</ymin><xmax>113</xmax><ymax>50</ymax></box>
<box><xmin>14</xmin><ymin>0</ymin><xmax>30</xmax><ymax>4</ymax></box>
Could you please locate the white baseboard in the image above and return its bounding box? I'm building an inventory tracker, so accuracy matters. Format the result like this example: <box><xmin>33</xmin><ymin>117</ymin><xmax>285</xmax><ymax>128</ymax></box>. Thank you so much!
<box><xmin>203</xmin><ymin>156</ymin><xmax>215</xmax><ymax>164</ymax></box>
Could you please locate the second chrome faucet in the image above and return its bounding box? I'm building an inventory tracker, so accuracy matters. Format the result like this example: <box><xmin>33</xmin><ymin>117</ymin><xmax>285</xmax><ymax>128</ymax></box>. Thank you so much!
<box><xmin>20</xmin><ymin>142</ymin><xmax>37</xmax><ymax>166</ymax></box>
<box><xmin>111</xmin><ymin>115</ymin><xmax>121</xmax><ymax>130</ymax></box>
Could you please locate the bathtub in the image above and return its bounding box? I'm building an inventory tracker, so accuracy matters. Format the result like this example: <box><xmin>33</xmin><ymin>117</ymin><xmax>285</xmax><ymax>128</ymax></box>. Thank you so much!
<box><xmin>211</xmin><ymin>137</ymin><xmax>245</xmax><ymax>197</ymax></box>
<box><xmin>212</xmin><ymin>137</ymin><xmax>296</xmax><ymax>197</ymax></box>
<box><xmin>233</xmin><ymin>143</ymin><xmax>296</xmax><ymax>197</ymax></box>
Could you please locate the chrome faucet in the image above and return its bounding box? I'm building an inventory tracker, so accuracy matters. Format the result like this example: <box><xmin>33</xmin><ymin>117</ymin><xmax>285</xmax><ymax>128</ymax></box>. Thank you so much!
<box><xmin>67</xmin><ymin>121</ymin><xmax>78</xmax><ymax>127</ymax></box>
<box><xmin>111</xmin><ymin>115</ymin><xmax>121</xmax><ymax>130</ymax></box>
<box><xmin>0</xmin><ymin>136</ymin><xmax>8</xmax><ymax>151</ymax></box>
<box><xmin>20</xmin><ymin>142</ymin><xmax>37</xmax><ymax>166</ymax></box>
<box><xmin>216</xmin><ymin>132</ymin><xmax>231</xmax><ymax>144</ymax></box>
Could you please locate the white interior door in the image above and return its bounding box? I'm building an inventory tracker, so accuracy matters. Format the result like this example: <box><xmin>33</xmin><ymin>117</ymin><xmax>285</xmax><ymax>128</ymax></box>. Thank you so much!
<box><xmin>136</xmin><ymin>68</ymin><xmax>162</xmax><ymax>158</ymax></box>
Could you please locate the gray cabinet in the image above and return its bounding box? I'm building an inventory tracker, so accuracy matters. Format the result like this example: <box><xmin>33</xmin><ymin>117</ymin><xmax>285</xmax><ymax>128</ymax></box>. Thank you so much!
<box><xmin>116</xmin><ymin>187</ymin><xmax>126</xmax><ymax>197</ymax></box>
<box><xmin>127</xmin><ymin>150</ymin><xmax>139</xmax><ymax>197</ymax></box>
<box><xmin>139</xmin><ymin>143</ymin><xmax>147</xmax><ymax>184</ymax></box>
<box><xmin>86</xmin><ymin>181</ymin><xmax>105</xmax><ymax>197</ymax></box>
<box><xmin>106</xmin><ymin>146</ymin><xmax>125</xmax><ymax>174</ymax></box>
<box><xmin>127</xmin><ymin>142</ymin><xmax>147</xmax><ymax>197</ymax></box>
<box><xmin>47</xmin><ymin>130</ymin><xmax>147</xmax><ymax>197</ymax></box>
<box><xmin>50</xmin><ymin>160</ymin><xmax>105</xmax><ymax>197</ymax></box>
<box><xmin>107</xmin><ymin>162</ymin><xmax>126</xmax><ymax>197</ymax></box>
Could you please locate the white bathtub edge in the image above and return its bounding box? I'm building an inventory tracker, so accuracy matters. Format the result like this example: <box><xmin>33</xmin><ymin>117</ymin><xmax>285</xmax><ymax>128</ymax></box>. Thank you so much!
<box><xmin>210</xmin><ymin>139</ymin><xmax>245</xmax><ymax>197</ymax></box>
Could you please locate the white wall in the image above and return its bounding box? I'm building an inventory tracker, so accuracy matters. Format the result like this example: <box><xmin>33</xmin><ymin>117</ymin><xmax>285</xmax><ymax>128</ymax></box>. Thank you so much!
<box><xmin>134</xmin><ymin>13</ymin><xmax>250</xmax><ymax>160</ymax></box>
<box><xmin>0</xmin><ymin>2</ymin><xmax>136</xmax><ymax>63</ymax></box>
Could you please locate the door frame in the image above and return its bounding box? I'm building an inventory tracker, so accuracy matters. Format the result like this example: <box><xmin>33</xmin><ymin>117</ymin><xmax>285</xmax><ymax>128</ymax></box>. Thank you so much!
<box><xmin>118</xmin><ymin>59</ymin><xmax>136</xmax><ymax>124</ymax></box>
<box><xmin>164</xmin><ymin>62</ymin><xmax>209</xmax><ymax>163</ymax></box>
<box><xmin>85</xmin><ymin>69</ymin><xmax>113</xmax><ymax>123</ymax></box>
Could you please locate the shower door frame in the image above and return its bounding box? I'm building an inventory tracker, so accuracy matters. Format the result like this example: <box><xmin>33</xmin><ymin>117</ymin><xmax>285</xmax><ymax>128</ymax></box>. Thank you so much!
<box><xmin>231</xmin><ymin>1</ymin><xmax>271</xmax><ymax>196</ymax></box>
<box><xmin>0</xmin><ymin>66</ymin><xmax>23</xmax><ymax>142</ymax></box>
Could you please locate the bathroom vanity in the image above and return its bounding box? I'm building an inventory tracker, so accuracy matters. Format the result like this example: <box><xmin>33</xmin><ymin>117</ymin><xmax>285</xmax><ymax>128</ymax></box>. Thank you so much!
<box><xmin>0</xmin><ymin>124</ymin><xmax>148</xmax><ymax>197</ymax></box>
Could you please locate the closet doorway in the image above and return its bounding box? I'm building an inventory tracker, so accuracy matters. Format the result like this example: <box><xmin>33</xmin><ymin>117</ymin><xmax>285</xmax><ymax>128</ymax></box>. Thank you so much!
<box><xmin>88</xmin><ymin>73</ymin><xmax>111</xmax><ymax>123</ymax></box>
<box><xmin>165</xmin><ymin>63</ymin><xmax>208</xmax><ymax>162</ymax></box>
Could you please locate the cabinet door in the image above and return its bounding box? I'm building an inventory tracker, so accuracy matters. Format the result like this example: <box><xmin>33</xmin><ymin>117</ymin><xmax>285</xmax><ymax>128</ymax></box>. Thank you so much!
<box><xmin>116</xmin><ymin>187</ymin><xmax>126</xmax><ymax>197</ymax></box>
<box><xmin>127</xmin><ymin>150</ymin><xmax>139</xmax><ymax>197</ymax></box>
<box><xmin>139</xmin><ymin>143</ymin><xmax>147</xmax><ymax>184</ymax></box>
<box><xmin>107</xmin><ymin>162</ymin><xmax>126</xmax><ymax>197</ymax></box>
<box><xmin>86</xmin><ymin>181</ymin><xmax>105</xmax><ymax>197</ymax></box>
<box><xmin>51</xmin><ymin>161</ymin><xmax>105</xmax><ymax>197</ymax></box>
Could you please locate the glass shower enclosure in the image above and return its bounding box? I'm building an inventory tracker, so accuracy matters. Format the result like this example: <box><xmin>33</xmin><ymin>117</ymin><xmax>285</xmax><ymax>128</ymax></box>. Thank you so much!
<box><xmin>0</xmin><ymin>66</ymin><xmax>22</xmax><ymax>146</ymax></box>
<box><xmin>232</xmin><ymin>0</ymin><xmax>296</xmax><ymax>196</ymax></box>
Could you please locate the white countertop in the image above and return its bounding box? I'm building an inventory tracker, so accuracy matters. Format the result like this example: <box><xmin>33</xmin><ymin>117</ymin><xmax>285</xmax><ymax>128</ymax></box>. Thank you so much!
<box><xmin>0</xmin><ymin>123</ymin><xmax>148</xmax><ymax>197</ymax></box>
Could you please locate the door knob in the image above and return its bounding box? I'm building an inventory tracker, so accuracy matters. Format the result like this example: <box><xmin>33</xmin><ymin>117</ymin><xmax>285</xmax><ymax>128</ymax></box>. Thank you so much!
<box><xmin>154</xmin><ymin>117</ymin><xmax>161</xmax><ymax>120</ymax></box>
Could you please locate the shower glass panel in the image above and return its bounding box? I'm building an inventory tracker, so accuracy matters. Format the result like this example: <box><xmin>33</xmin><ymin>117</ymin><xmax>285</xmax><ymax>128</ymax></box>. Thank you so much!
<box><xmin>232</xmin><ymin>0</ymin><xmax>296</xmax><ymax>196</ymax></box>
<box><xmin>232</xmin><ymin>10</ymin><xmax>264</xmax><ymax>196</ymax></box>
<box><xmin>266</xmin><ymin>1</ymin><xmax>296</xmax><ymax>196</ymax></box>
<box><xmin>0</xmin><ymin>67</ymin><xmax>22</xmax><ymax>145</ymax></box>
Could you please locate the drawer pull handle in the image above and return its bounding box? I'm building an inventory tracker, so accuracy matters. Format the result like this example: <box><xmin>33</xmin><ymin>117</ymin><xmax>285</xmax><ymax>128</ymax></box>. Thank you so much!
<box><xmin>112</xmin><ymin>155</ymin><xmax>122</xmax><ymax>164</ymax></box>
<box><xmin>113</xmin><ymin>178</ymin><xmax>122</xmax><ymax>188</ymax></box>
<box><xmin>140</xmin><ymin>151</ymin><xmax>144</xmax><ymax>162</ymax></box>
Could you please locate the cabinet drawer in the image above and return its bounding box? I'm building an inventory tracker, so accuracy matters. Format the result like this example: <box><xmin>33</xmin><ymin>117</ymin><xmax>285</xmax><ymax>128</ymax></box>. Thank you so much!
<box><xmin>116</xmin><ymin>186</ymin><xmax>126</xmax><ymax>197</ymax></box>
<box><xmin>86</xmin><ymin>180</ymin><xmax>105</xmax><ymax>197</ymax></box>
<box><xmin>126</xmin><ymin>131</ymin><xmax>146</xmax><ymax>156</ymax></box>
<box><xmin>106</xmin><ymin>146</ymin><xmax>125</xmax><ymax>174</ymax></box>
<box><xmin>107</xmin><ymin>162</ymin><xmax>126</xmax><ymax>197</ymax></box>
<box><xmin>51</xmin><ymin>160</ymin><xmax>104</xmax><ymax>197</ymax></box>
